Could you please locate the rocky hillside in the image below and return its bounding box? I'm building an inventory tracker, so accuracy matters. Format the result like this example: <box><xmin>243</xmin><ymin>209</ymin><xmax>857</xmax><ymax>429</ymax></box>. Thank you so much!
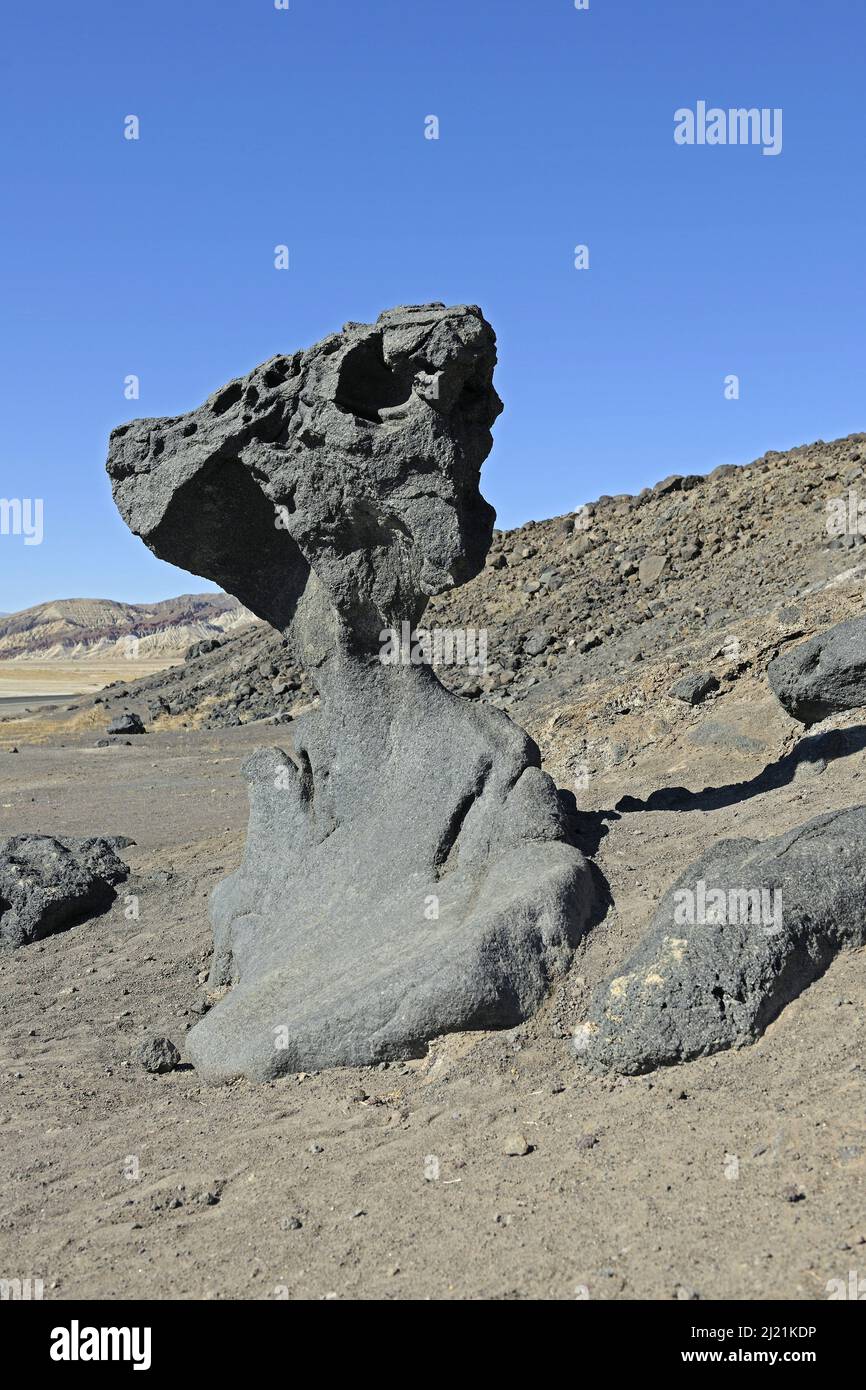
<box><xmin>61</xmin><ymin>430</ymin><xmax>865</xmax><ymax>735</ymax></box>
<box><xmin>0</xmin><ymin>593</ymin><xmax>257</xmax><ymax>663</ymax></box>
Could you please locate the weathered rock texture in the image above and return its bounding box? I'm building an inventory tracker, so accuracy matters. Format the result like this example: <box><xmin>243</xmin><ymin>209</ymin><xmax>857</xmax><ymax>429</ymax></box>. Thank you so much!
<box><xmin>576</xmin><ymin>806</ymin><xmax>866</xmax><ymax>1074</ymax></box>
<box><xmin>138</xmin><ymin>1037</ymin><xmax>181</xmax><ymax>1074</ymax></box>
<box><xmin>768</xmin><ymin>616</ymin><xmax>866</xmax><ymax>725</ymax></box>
<box><xmin>107</xmin><ymin>304</ymin><xmax>593</xmax><ymax>1080</ymax></box>
<box><xmin>0</xmin><ymin>835</ymin><xmax>130</xmax><ymax>949</ymax></box>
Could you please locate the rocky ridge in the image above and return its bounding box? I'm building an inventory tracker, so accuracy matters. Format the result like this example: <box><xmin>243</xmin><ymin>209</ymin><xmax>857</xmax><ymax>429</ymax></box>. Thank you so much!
<box><xmin>68</xmin><ymin>430</ymin><xmax>866</xmax><ymax>738</ymax></box>
<box><xmin>0</xmin><ymin>594</ymin><xmax>255</xmax><ymax>664</ymax></box>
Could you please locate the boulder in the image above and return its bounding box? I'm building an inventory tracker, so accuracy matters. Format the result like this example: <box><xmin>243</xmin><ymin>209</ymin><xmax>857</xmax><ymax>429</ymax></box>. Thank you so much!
<box><xmin>107</xmin><ymin>304</ymin><xmax>594</xmax><ymax>1081</ymax></box>
<box><xmin>186</xmin><ymin>638</ymin><xmax>222</xmax><ymax>661</ymax></box>
<box><xmin>575</xmin><ymin>807</ymin><xmax>866</xmax><ymax>1074</ymax></box>
<box><xmin>107</xmin><ymin>712</ymin><xmax>146</xmax><ymax>735</ymax></box>
<box><xmin>768</xmin><ymin>616</ymin><xmax>866</xmax><ymax>725</ymax></box>
<box><xmin>0</xmin><ymin>835</ymin><xmax>131</xmax><ymax>949</ymax></box>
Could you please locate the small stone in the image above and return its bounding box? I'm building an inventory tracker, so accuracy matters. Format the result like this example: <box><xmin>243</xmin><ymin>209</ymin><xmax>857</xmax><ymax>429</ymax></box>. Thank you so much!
<box><xmin>503</xmin><ymin>1133</ymin><xmax>531</xmax><ymax>1157</ymax></box>
<box><xmin>639</xmin><ymin>554</ymin><xmax>668</xmax><ymax>586</ymax></box>
<box><xmin>522</xmin><ymin>629</ymin><xmax>551</xmax><ymax>657</ymax></box>
<box><xmin>137</xmin><ymin>1036</ymin><xmax>181</xmax><ymax>1074</ymax></box>
<box><xmin>669</xmin><ymin>672</ymin><xmax>720</xmax><ymax>705</ymax></box>
<box><xmin>654</xmin><ymin>475</ymin><xmax>683</xmax><ymax>496</ymax></box>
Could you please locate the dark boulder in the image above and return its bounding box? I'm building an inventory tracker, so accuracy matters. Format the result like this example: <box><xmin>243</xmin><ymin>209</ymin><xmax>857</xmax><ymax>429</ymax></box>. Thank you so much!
<box><xmin>0</xmin><ymin>835</ymin><xmax>132</xmax><ymax>949</ymax></box>
<box><xmin>576</xmin><ymin>807</ymin><xmax>866</xmax><ymax>1074</ymax></box>
<box><xmin>768</xmin><ymin>616</ymin><xmax>866</xmax><ymax>725</ymax></box>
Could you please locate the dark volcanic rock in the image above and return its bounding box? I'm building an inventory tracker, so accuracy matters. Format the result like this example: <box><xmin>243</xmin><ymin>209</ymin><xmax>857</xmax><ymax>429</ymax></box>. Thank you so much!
<box><xmin>107</xmin><ymin>303</ymin><xmax>503</xmax><ymax>654</ymax></box>
<box><xmin>186</xmin><ymin>638</ymin><xmax>222</xmax><ymax>661</ymax></box>
<box><xmin>138</xmin><ymin>1036</ymin><xmax>181</xmax><ymax>1074</ymax></box>
<box><xmin>107</xmin><ymin>712</ymin><xmax>146</xmax><ymax>735</ymax></box>
<box><xmin>107</xmin><ymin>304</ymin><xmax>594</xmax><ymax>1081</ymax></box>
<box><xmin>0</xmin><ymin>835</ymin><xmax>131</xmax><ymax>949</ymax></box>
<box><xmin>669</xmin><ymin>672</ymin><xmax>719</xmax><ymax>705</ymax></box>
<box><xmin>576</xmin><ymin>807</ymin><xmax>866</xmax><ymax>1074</ymax></box>
<box><xmin>768</xmin><ymin>616</ymin><xmax>866</xmax><ymax>725</ymax></box>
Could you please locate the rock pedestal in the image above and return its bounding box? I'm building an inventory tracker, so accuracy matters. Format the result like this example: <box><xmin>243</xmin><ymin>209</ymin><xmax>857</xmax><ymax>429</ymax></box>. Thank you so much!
<box><xmin>107</xmin><ymin>304</ymin><xmax>593</xmax><ymax>1081</ymax></box>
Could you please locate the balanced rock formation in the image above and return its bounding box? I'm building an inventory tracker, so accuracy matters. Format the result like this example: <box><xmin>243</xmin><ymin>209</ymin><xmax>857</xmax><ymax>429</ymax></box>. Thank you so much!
<box><xmin>575</xmin><ymin>806</ymin><xmax>866</xmax><ymax>1074</ymax></box>
<box><xmin>0</xmin><ymin>835</ymin><xmax>130</xmax><ymax>949</ymax></box>
<box><xmin>107</xmin><ymin>304</ymin><xmax>594</xmax><ymax>1080</ymax></box>
<box><xmin>768</xmin><ymin>615</ymin><xmax>866</xmax><ymax>725</ymax></box>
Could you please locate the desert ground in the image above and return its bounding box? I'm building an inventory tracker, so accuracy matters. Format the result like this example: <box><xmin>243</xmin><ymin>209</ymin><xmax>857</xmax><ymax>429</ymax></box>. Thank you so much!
<box><xmin>1</xmin><ymin>661</ymin><xmax>864</xmax><ymax>1300</ymax></box>
<box><xmin>0</xmin><ymin>661</ymin><xmax>181</xmax><ymax>720</ymax></box>
<box><xmin>3</xmin><ymin>437</ymin><xmax>866</xmax><ymax>1301</ymax></box>
<box><xmin>0</xmin><ymin>659</ymin><xmax>182</xmax><ymax>696</ymax></box>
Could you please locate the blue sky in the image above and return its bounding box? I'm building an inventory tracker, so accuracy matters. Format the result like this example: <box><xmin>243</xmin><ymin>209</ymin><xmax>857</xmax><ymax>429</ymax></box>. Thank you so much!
<box><xmin>1</xmin><ymin>0</ymin><xmax>864</xmax><ymax>610</ymax></box>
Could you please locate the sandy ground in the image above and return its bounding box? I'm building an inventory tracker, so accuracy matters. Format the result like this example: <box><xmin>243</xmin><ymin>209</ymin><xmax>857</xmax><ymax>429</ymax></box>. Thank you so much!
<box><xmin>0</xmin><ymin>660</ymin><xmax>181</xmax><ymax>731</ymax></box>
<box><xmin>1</xmin><ymin>659</ymin><xmax>865</xmax><ymax>1302</ymax></box>
<box><xmin>0</xmin><ymin>659</ymin><xmax>181</xmax><ymax>700</ymax></box>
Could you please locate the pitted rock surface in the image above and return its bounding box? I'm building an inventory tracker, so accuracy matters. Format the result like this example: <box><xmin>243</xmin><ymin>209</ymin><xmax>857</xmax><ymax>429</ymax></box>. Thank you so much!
<box><xmin>108</xmin><ymin>304</ymin><xmax>501</xmax><ymax>663</ymax></box>
<box><xmin>107</xmin><ymin>305</ymin><xmax>593</xmax><ymax>1080</ymax></box>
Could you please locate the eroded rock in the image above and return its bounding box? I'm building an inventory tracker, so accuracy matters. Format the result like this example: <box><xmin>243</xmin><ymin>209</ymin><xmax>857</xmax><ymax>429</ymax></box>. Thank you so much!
<box><xmin>575</xmin><ymin>807</ymin><xmax>866</xmax><ymax>1074</ymax></box>
<box><xmin>107</xmin><ymin>304</ymin><xmax>593</xmax><ymax>1080</ymax></box>
<box><xmin>0</xmin><ymin>835</ymin><xmax>131</xmax><ymax>949</ymax></box>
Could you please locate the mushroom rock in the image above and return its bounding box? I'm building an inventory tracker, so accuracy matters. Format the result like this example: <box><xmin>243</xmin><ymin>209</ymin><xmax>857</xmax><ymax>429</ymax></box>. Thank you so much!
<box><xmin>107</xmin><ymin>304</ymin><xmax>594</xmax><ymax>1081</ymax></box>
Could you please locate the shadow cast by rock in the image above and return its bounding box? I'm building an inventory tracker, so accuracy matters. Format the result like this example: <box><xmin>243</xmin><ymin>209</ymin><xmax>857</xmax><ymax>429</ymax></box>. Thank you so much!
<box><xmin>613</xmin><ymin>725</ymin><xmax>866</xmax><ymax>816</ymax></box>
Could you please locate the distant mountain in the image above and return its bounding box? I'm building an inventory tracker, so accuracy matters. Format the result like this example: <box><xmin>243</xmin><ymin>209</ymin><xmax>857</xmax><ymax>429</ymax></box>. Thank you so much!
<box><xmin>0</xmin><ymin>594</ymin><xmax>258</xmax><ymax>662</ymax></box>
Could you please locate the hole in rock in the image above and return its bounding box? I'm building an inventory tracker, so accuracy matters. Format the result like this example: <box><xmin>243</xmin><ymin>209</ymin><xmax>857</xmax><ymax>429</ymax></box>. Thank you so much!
<box><xmin>211</xmin><ymin>382</ymin><xmax>244</xmax><ymax>415</ymax></box>
<box><xmin>334</xmin><ymin>334</ymin><xmax>413</xmax><ymax>423</ymax></box>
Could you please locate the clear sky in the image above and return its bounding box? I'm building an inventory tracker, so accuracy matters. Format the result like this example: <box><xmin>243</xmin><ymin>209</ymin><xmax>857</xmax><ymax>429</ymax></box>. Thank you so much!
<box><xmin>1</xmin><ymin>0</ymin><xmax>864</xmax><ymax>610</ymax></box>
